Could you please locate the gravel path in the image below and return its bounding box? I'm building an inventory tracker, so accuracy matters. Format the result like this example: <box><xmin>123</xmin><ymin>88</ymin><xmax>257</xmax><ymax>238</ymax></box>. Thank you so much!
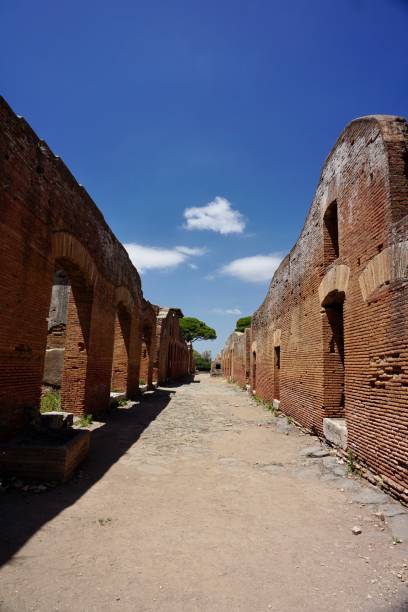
<box><xmin>1</xmin><ymin>373</ymin><xmax>408</xmax><ymax>611</ymax></box>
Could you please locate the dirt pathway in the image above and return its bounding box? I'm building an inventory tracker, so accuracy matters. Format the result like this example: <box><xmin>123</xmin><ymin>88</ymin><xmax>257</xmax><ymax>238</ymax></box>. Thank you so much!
<box><xmin>1</xmin><ymin>374</ymin><xmax>408</xmax><ymax>611</ymax></box>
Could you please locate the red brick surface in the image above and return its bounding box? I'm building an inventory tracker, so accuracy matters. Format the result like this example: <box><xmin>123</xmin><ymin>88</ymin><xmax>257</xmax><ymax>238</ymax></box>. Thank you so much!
<box><xmin>152</xmin><ymin>308</ymin><xmax>193</xmax><ymax>384</ymax></box>
<box><xmin>222</xmin><ymin>115</ymin><xmax>408</xmax><ymax>500</ymax></box>
<box><xmin>0</xmin><ymin>97</ymin><xmax>190</xmax><ymax>439</ymax></box>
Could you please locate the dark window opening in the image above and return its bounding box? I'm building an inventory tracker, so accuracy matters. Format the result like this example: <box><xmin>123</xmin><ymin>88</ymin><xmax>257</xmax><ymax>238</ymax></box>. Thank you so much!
<box><xmin>323</xmin><ymin>201</ymin><xmax>339</xmax><ymax>264</ymax></box>
<box><xmin>274</xmin><ymin>346</ymin><xmax>281</xmax><ymax>370</ymax></box>
<box><xmin>322</xmin><ymin>293</ymin><xmax>345</xmax><ymax>418</ymax></box>
<box><xmin>274</xmin><ymin>346</ymin><xmax>281</xmax><ymax>400</ymax></box>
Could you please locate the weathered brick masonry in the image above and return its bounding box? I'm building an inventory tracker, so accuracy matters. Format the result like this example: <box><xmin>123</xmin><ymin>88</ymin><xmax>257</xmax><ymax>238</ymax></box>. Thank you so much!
<box><xmin>0</xmin><ymin>97</ymin><xmax>191</xmax><ymax>441</ymax></box>
<box><xmin>222</xmin><ymin>330</ymin><xmax>250</xmax><ymax>389</ymax></box>
<box><xmin>152</xmin><ymin>308</ymin><xmax>193</xmax><ymax>384</ymax></box>
<box><xmin>139</xmin><ymin>299</ymin><xmax>158</xmax><ymax>389</ymax></box>
<box><xmin>222</xmin><ymin>115</ymin><xmax>408</xmax><ymax>501</ymax></box>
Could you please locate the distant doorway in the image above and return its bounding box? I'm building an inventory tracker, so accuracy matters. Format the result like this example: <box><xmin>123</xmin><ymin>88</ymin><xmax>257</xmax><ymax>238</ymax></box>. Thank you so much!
<box><xmin>274</xmin><ymin>346</ymin><xmax>281</xmax><ymax>400</ymax></box>
<box><xmin>322</xmin><ymin>291</ymin><xmax>345</xmax><ymax>417</ymax></box>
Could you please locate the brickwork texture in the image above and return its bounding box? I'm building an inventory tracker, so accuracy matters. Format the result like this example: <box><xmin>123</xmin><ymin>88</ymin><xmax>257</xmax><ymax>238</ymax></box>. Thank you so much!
<box><xmin>0</xmin><ymin>97</ymin><xmax>191</xmax><ymax>440</ymax></box>
<box><xmin>221</xmin><ymin>115</ymin><xmax>408</xmax><ymax>501</ymax></box>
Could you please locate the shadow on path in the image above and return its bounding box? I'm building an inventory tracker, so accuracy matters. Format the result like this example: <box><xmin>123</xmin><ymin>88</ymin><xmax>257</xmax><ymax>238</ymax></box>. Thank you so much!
<box><xmin>0</xmin><ymin>385</ymin><xmax>180</xmax><ymax>567</ymax></box>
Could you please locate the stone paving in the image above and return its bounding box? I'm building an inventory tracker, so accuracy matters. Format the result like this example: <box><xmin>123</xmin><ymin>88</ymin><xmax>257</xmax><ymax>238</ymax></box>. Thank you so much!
<box><xmin>1</xmin><ymin>373</ymin><xmax>408</xmax><ymax>611</ymax></box>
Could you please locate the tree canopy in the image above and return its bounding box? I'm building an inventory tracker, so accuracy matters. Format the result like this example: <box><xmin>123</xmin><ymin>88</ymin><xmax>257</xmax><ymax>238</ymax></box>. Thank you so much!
<box><xmin>235</xmin><ymin>315</ymin><xmax>252</xmax><ymax>333</ymax></box>
<box><xmin>193</xmin><ymin>349</ymin><xmax>212</xmax><ymax>371</ymax></box>
<box><xmin>180</xmin><ymin>317</ymin><xmax>217</xmax><ymax>343</ymax></box>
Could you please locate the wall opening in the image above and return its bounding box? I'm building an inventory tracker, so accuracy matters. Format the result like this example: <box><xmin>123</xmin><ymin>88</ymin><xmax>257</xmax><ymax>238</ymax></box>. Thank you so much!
<box><xmin>43</xmin><ymin>270</ymin><xmax>70</xmax><ymax>390</ymax></box>
<box><xmin>111</xmin><ymin>303</ymin><xmax>131</xmax><ymax>394</ymax></box>
<box><xmin>167</xmin><ymin>343</ymin><xmax>173</xmax><ymax>381</ymax></box>
<box><xmin>43</xmin><ymin>262</ymin><xmax>93</xmax><ymax>415</ymax></box>
<box><xmin>323</xmin><ymin>200</ymin><xmax>339</xmax><ymax>265</ymax></box>
<box><xmin>140</xmin><ymin>322</ymin><xmax>154</xmax><ymax>388</ymax></box>
<box><xmin>252</xmin><ymin>351</ymin><xmax>257</xmax><ymax>390</ymax></box>
<box><xmin>322</xmin><ymin>290</ymin><xmax>345</xmax><ymax>418</ymax></box>
<box><xmin>274</xmin><ymin>345</ymin><xmax>281</xmax><ymax>400</ymax></box>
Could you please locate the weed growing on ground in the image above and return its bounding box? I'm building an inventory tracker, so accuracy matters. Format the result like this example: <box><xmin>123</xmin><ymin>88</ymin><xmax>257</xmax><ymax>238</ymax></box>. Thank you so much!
<box><xmin>139</xmin><ymin>379</ymin><xmax>146</xmax><ymax>385</ymax></box>
<box><xmin>40</xmin><ymin>389</ymin><xmax>61</xmax><ymax>413</ymax></box>
<box><xmin>265</xmin><ymin>402</ymin><xmax>277</xmax><ymax>415</ymax></box>
<box><xmin>347</xmin><ymin>449</ymin><xmax>355</xmax><ymax>474</ymax></box>
<box><xmin>252</xmin><ymin>395</ymin><xmax>281</xmax><ymax>416</ymax></box>
<box><xmin>286</xmin><ymin>415</ymin><xmax>293</xmax><ymax>425</ymax></box>
<box><xmin>117</xmin><ymin>398</ymin><xmax>128</xmax><ymax>407</ymax></box>
<box><xmin>76</xmin><ymin>414</ymin><xmax>93</xmax><ymax>427</ymax></box>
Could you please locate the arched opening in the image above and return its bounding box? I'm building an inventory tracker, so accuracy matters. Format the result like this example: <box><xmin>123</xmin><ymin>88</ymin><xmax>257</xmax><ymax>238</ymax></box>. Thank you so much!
<box><xmin>140</xmin><ymin>322</ymin><xmax>154</xmax><ymax>388</ymax></box>
<box><xmin>322</xmin><ymin>290</ymin><xmax>345</xmax><ymax>418</ymax></box>
<box><xmin>42</xmin><ymin>261</ymin><xmax>93</xmax><ymax>415</ymax></box>
<box><xmin>323</xmin><ymin>200</ymin><xmax>339</xmax><ymax>265</ymax></box>
<box><xmin>274</xmin><ymin>345</ymin><xmax>281</xmax><ymax>400</ymax></box>
<box><xmin>166</xmin><ymin>343</ymin><xmax>173</xmax><ymax>380</ymax></box>
<box><xmin>111</xmin><ymin>303</ymin><xmax>132</xmax><ymax>395</ymax></box>
<box><xmin>139</xmin><ymin>343</ymin><xmax>148</xmax><ymax>386</ymax></box>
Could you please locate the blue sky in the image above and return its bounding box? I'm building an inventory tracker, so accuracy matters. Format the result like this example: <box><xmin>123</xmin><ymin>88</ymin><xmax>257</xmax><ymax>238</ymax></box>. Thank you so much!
<box><xmin>1</xmin><ymin>0</ymin><xmax>407</xmax><ymax>356</ymax></box>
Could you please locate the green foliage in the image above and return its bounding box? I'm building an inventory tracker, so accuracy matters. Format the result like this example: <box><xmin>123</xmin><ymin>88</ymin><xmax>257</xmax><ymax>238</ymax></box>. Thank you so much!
<box><xmin>117</xmin><ymin>398</ymin><xmax>129</xmax><ymax>407</ymax></box>
<box><xmin>77</xmin><ymin>413</ymin><xmax>93</xmax><ymax>427</ymax></box>
<box><xmin>347</xmin><ymin>448</ymin><xmax>355</xmax><ymax>474</ymax></box>
<box><xmin>253</xmin><ymin>395</ymin><xmax>279</xmax><ymax>416</ymax></box>
<box><xmin>286</xmin><ymin>415</ymin><xmax>293</xmax><ymax>425</ymax></box>
<box><xmin>139</xmin><ymin>379</ymin><xmax>146</xmax><ymax>385</ymax></box>
<box><xmin>193</xmin><ymin>349</ymin><xmax>211</xmax><ymax>371</ymax></box>
<box><xmin>40</xmin><ymin>389</ymin><xmax>61</xmax><ymax>413</ymax></box>
<box><xmin>180</xmin><ymin>317</ymin><xmax>216</xmax><ymax>343</ymax></box>
<box><xmin>235</xmin><ymin>316</ymin><xmax>252</xmax><ymax>333</ymax></box>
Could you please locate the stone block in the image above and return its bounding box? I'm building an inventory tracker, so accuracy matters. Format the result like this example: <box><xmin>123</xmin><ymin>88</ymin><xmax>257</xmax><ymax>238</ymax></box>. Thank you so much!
<box><xmin>43</xmin><ymin>348</ymin><xmax>65</xmax><ymax>387</ymax></box>
<box><xmin>41</xmin><ymin>411</ymin><xmax>73</xmax><ymax>430</ymax></box>
<box><xmin>0</xmin><ymin>429</ymin><xmax>90</xmax><ymax>482</ymax></box>
<box><xmin>323</xmin><ymin>418</ymin><xmax>347</xmax><ymax>450</ymax></box>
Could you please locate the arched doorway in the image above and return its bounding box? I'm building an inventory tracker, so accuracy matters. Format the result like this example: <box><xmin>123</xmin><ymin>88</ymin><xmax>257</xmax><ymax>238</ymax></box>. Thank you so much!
<box><xmin>252</xmin><ymin>351</ymin><xmax>257</xmax><ymax>391</ymax></box>
<box><xmin>111</xmin><ymin>303</ymin><xmax>132</xmax><ymax>395</ymax></box>
<box><xmin>322</xmin><ymin>290</ymin><xmax>345</xmax><ymax>418</ymax></box>
<box><xmin>42</xmin><ymin>260</ymin><xmax>94</xmax><ymax>416</ymax></box>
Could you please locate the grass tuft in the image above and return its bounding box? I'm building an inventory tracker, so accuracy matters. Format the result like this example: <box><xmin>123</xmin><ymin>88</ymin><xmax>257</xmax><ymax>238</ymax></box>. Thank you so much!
<box><xmin>76</xmin><ymin>413</ymin><xmax>93</xmax><ymax>427</ymax></box>
<box><xmin>347</xmin><ymin>448</ymin><xmax>355</xmax><ymax>474</ymax></box>
<box><xmin>40</xmin><ymin>389</ymin><xmax>61</xmax><ymax>413</ymax></box>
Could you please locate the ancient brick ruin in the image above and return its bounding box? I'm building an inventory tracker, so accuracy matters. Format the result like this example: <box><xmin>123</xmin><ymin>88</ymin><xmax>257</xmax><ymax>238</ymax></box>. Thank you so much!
<box><xmin>152</xmin><ymin>308</ymin><xmax>193</xmax><ymax>384</ymax></box>
<box><xmin>210</xmin><ymin>354</ymin><xmax>223</xmax><ymax>376</ymax></box>
<box><xmin>0</xmin><ymin>97</ymin><xmax>192</xmax><ymax>444</ymax></box>
<box><xmin>221</xmin><ymin>115</ymin><xmax>408</xmax><ymax>501</ymax></box>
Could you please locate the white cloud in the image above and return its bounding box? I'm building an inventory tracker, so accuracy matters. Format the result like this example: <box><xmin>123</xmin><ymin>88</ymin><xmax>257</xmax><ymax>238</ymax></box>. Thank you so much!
<box><xmin>183</xmin><ymin>196</ymin><xmax>246</xmax><ymax>234</ymax></box>
<box><xmin>211</xmin><ymin>307</ymin><xmax>242</xmax><ymax>315</ymax></box>
<box><xmin>188</xmin><ymin>263</ymin><xmax>198</xmax><ymax>269</ymax></box>
<box><xmin>220</xmin><ymin>254</ymin><xmax>283</xmax><ymax>283</ymax></box>
<box><xmin>124</xmin><ymin>243</ymin><xmax>205</xmax><ymax>273</ymax></box>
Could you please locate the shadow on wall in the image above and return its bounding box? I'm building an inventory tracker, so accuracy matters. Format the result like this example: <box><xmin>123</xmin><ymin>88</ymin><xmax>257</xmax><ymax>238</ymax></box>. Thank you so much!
<box><xmin>0</xmin><ymin>383</ymin><xmax>189</xmax><ymax>568</ymax></box>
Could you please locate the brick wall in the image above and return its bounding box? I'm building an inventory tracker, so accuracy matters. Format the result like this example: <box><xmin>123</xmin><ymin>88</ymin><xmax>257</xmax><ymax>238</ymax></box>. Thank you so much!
<box><xmin>139</xmin><ymin>300</ymin><xmax>158</xmax><ymax>388</ymax></box>
<box><xmin>0</xmin><ymin>97</ymin><xmax>147</xmax><ymax>437</ymax></box>
<box><xmin>221</xmin><ymin>330</ymin><xmax>251</xmax><ymax>389</ymax></box>
<box><xmin>152</xmin><ymin>308</ymin><xmax>192</xmax><ymax>384</ymax></box>
<box><xmin>221</xmin><ymin>115</ymin><xmax>408</xmax><ymax>500</ymax></box>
